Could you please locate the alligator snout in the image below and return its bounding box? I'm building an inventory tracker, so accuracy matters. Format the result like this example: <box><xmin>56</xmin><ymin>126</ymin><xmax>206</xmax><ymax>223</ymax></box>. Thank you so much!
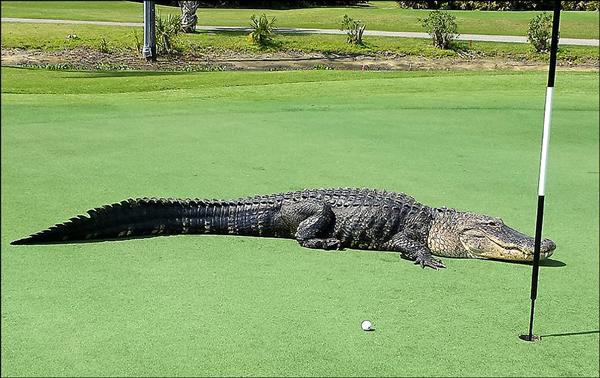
<box><xmin>541</xmin><ymin>238</ymin><xmax>556</xmax><ymax>256</ymax></box>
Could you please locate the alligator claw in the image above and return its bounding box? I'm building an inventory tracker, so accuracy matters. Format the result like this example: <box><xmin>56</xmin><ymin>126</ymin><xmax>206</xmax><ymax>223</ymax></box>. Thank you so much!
<box><xmin>322</xmin><ymin>238</ymin><xmax>342</xmax><ymax>250</ymax></box>
<box><xmin>299</xmin><ymin>238</ymin><xmax>342</xmax><ymax>250</ymax></box>
<box><xmin>414</xmin><ymin>255</ymin><xmax>446</xmax><ymax>270</ymax></box>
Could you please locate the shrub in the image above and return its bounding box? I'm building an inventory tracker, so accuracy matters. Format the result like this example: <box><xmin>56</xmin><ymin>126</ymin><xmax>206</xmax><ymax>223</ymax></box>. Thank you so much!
<box><xmin>155</xmin><ymin>13</ymin><xmax>182</xmax><ymax>54</ymax></box>
<box><xmin>248</xmin><ymin>14</ymin><xmax>277</xmax><ymax>46</ymax></box>
<box><xmin>132</xmin><ymin>31</ymin><xmax>142</xmax><ymax>54</ymax></box>
<box><xmin>99</xmin><ymin>37</ymin><xmax>110</xmax><ymax>53</ymax></box>
<box><xmin>143</xmin><ymin>0</ymin><xmax>368</xmax><ymax>7</ymax></box>
<box><xmin>397</xmin><ymin>1</ymin><xmax>599</xmax><ymax>11</ymax></box>
<box><xmin>528</xmin><ymin>12</ymin><xmax>554</xmax><ymax>53</ymax></box>
<box><xmin>420</xmin><ymin>10</ymin><xmax>458</xmax><ymax>49</ymax></box>
<box><xmin>340</xmin><ymin>14</ymin><xmax>366</xmax><ymax>45</ymax></box>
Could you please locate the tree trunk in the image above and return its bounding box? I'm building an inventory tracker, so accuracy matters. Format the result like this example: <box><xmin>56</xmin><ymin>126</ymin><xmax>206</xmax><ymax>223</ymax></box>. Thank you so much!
<box><xmin>179</xmin><ymin>1</ymin><xmax>200</xmax><ymax>33</ymax></box>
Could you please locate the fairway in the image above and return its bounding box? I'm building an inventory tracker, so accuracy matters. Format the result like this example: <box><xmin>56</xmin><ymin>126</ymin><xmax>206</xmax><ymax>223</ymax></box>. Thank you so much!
<box><xmin>1</xmin><ymin>67</ymin><xmax>598</xmax><ymax>377</ymax></box>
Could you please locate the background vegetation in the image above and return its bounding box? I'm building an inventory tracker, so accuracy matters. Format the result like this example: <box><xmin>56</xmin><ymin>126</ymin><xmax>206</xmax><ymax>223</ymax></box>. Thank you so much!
<box><xmin>141</xmin><ymin>0</ymin><xmax>368</xmax><ymax>8</ymax></box>
<box><xmin>2</xmin><ymin>22</ymin><xmax>596</xmax><ymax>65</ymax></box>
<box><xmin>2</xmin><ymin>1</ymin><xmax>598</xmax><ymax>39</ymax></box>
<box><xmin>396</xmin><ymin>1</ymin><xmax>600</xmax><ymax>11</ymax></box>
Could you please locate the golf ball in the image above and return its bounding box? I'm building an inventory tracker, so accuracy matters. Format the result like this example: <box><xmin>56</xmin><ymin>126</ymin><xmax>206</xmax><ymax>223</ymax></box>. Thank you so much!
<box><xmin>361</xmin><ymin>320</ymin><xmax>373</xmax><ymax>331</ymax></box>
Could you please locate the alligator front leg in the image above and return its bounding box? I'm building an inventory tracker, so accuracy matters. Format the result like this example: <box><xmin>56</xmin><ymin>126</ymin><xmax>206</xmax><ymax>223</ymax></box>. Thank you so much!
<box><xmin>280</xmin><ymin>200</ymin><xmax>342</xmax><ymax>251</ymax></box>
<box><xmin>384</xmin><ymin>232</ymin><xmax>445</xmax><ymax>269</ymax></box>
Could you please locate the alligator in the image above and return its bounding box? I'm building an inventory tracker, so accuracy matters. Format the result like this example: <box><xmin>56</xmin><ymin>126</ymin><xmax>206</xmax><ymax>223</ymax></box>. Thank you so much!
<box><xmin>11</xmin><ymin>188</ymin><xmax>556</xmax><ymax>269</ymax></box>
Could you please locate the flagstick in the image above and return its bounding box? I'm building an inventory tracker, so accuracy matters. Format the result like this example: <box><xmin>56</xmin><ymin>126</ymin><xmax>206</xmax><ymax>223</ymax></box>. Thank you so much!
<box><xmin>522</xmin><ymin>0</ymin><xmax>561</xmax><ymax>343</ymax></box>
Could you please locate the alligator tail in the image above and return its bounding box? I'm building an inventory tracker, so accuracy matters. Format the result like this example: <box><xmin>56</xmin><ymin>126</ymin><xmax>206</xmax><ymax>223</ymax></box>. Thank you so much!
<box><xmin>11</xmin><ymin>197</ymin><xmax>278</xmax><ymax>245</ymax></box>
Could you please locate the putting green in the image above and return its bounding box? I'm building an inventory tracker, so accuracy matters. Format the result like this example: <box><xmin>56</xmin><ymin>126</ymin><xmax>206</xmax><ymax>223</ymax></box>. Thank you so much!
<box><xmin>1</xmin><ymin>67</ymin><xmax>598</xmax><ymax>377</ymax></box>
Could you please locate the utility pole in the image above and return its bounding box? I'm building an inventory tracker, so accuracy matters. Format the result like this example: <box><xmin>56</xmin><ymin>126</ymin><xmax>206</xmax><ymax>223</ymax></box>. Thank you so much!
<box><xmin>143</xmin><ymin>1</ymin><xmax>156</xmax><ymax>61</ymax></box>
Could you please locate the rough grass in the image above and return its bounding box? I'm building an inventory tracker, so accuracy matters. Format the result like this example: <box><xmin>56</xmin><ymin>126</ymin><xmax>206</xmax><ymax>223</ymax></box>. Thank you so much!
<box><xmin>1</xmin><ymin>0</ymin><xmax>598</xmax><ymax>39</ymax></box>
<box><xmin>2</xmin><ymin>23</ymin><xmax>597</xmax><ymax>64</ymax></box>
<box><xmin>1</xmin><ymin>67</ymin><xmax>598</xmax><ymax>377</ymax></box>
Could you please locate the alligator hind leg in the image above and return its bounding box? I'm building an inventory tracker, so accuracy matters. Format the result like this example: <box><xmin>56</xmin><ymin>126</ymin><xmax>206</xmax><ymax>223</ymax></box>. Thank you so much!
<box><xmin>280</xmin><ymin>200</ymin><xmax>342</xmax><ymax>250</ymax></box>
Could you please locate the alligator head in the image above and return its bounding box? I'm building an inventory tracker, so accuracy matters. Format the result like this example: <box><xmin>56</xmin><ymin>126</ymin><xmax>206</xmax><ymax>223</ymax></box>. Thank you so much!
<box><xmin>427</xmin><ymin>209</ymin><xmax>556</xmax><ymax>262</ymax></box>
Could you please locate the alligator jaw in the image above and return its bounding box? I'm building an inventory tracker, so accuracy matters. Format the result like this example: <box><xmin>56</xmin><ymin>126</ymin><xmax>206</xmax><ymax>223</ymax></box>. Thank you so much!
<box><xmin>466</xmin><ymin>237</ymin><xmax>556</xmax><ymax>262</ymax></box>
<box><xmin>460</xmin><ymin>224</ymin><xmax>556</xmax><ymax>262</ymax></box>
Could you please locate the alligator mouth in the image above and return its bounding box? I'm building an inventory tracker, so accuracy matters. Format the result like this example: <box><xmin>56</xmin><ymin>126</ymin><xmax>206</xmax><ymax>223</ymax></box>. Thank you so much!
<box><xmin>462</xmin><ymin>230</ymin><xmax>556</xmax><ymax>262</ymax></box>
<box><xmin>487</xmin><ymin>238</ymin><xmax>555</xmax><ymax>261</ymax></box>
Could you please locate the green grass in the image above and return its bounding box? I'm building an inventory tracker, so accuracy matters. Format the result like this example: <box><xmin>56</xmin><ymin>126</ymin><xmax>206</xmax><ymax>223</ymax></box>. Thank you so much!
<box><xmin>2</xmin><ymin>22</ymin><xmax>597</xmax><ymax>64</ymax></box>
<box><xmin>1</xmin><ymin>0</ymin><xmax>598</xmax><ymax>39</ymax></box>
<box><xmin>1</xmin><ymin>67</ymin><xmax>599</xmax><ymax>377</ymax></box>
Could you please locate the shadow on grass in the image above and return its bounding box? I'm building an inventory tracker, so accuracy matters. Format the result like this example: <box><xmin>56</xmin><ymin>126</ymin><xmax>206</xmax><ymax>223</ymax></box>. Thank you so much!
<box><xmin>7</xmin><ymin>65</ymin><xmax>189</xmax><ymax>78</ymax></box>
<box><xmin>10</xmin><ymin>234</ymin><xmax>165</xmax><ymax>246</ymax></box>
<box><xmin>451</xmin><ymin>40</ymin><xmax>469</xmax><ymax>51</ymax></box>
<box><xmin>194</xmin><ymin>29</ymin><xmax>248</xmax><ymax>36</ymax></box>
<box><xmin>485</xmin><ymin>258</ymin><xmax>566</xmax><ymax>268</ymax></box>
<box><xmin>541</xmin><ymin>330</ymin><xmax>599</xmax><ymax>339</ymax></box>
<box><xmin>539</xmin><ymin>258</ymin><xmax>567</xmax><ymax>267</ymax></box>
<box><xmin>10</xmin><ymin>232</ymin><xmax>568</xmax><ymax>270</ymax></box>
<box><xmin>252</xmin><ymin>38</ymin><xmax>284</xmax><ymax>51</ymax></box>
<box><xmin>64</xmin><ymin>71</ymin><xmax>191</xmax><ymax>78</ymax></box>
<box><xmin>401</xmin><ymin>256</ymin><xmax>567</xmax><ymax>268</ymax></box>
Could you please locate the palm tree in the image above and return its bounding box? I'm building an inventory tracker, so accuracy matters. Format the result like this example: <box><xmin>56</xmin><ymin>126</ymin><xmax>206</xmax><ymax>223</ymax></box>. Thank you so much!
<box><xmin>179</xmin><ymin>1</ymin><xmax>200</xmax><ymax>33</ymax></box>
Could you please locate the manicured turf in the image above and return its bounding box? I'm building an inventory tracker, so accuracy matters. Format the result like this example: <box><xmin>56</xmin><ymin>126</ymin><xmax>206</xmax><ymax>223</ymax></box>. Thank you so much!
<box><xmin>1</xmin><ymin>67</ymin><xmax>598</xmax><ymax>377</ymax></box>
<box><xmin>1</xmin><ymin>0</ymin><xmax>599</xmax><ymax>39</ymax></box>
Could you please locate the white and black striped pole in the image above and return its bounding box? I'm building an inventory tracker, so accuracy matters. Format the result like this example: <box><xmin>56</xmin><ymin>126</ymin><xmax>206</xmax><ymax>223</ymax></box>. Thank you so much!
<box><xmin>521</xmin><ymin>0</ymin><xmax>561</xmax><ymax>343</ymax></box>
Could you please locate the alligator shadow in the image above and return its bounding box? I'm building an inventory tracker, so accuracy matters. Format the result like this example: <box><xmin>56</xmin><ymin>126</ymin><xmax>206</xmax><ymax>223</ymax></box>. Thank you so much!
<box><xmin>10</xmin><ymin>234</ymin><xmax>172</xmax><ymax>246</ymax></box>
<box><xmin>10</xmin><ymin>236</ymin><xmax>568</xmax><ymax>268</ymax></box>
<box><xmin>539</xmin><ymin>259</ymin><xmax>566</xmax><ymax>267</ymax></box>
<box><xmin>485</xmin><ymin>258</ymin><xmax>566</xmax><ymax>268</ymax></box>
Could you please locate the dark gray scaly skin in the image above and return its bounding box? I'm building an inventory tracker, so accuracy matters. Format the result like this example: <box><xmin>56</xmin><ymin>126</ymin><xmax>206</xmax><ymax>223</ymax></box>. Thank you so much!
<box><xmin>11</xmin><ymin>188</ymin><xmax>557</xmax><ymax>269</ymax></box>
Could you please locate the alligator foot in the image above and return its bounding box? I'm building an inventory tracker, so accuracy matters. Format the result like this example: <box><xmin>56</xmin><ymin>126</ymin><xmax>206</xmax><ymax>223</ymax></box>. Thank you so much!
<box><xmin>299</xmin><ymin>238</ymin><xmax>342</xmax><ymax>250</ymax></box>
<box><xmin>413</xmin><ymin>253</ymin><xmax>445</xmax><ymax>269</ymax></box>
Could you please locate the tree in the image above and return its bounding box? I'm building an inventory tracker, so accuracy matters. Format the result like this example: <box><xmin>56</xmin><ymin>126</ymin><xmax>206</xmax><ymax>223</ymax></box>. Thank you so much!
<box><xmin>528</xmin><ymin>12</ymin><xmax>554</xmax><ymax>53</ymax></box>
<box><xmin>179</xmin><ymin>1</ymin><xmax>200</xmax><ymax>33</ymax></box>
<box><xmin>420</xmin><ymin>10</ymin><xmax>458</xmax><ymax>49</ymax></box>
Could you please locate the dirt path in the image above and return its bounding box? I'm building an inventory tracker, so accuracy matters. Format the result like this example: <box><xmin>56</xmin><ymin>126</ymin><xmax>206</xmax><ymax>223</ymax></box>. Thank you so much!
<box><xmin>2</xmin><ymin>48</ymin><xmax>598</xmax><ymax>72</ymax></box>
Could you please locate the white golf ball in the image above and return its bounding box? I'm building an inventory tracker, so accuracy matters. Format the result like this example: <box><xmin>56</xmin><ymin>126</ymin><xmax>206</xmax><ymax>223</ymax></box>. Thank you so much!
<box><xmin>361</xmin><ymin>320</ymin><xmax>373</xmax><ymax>331</ymax></box>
